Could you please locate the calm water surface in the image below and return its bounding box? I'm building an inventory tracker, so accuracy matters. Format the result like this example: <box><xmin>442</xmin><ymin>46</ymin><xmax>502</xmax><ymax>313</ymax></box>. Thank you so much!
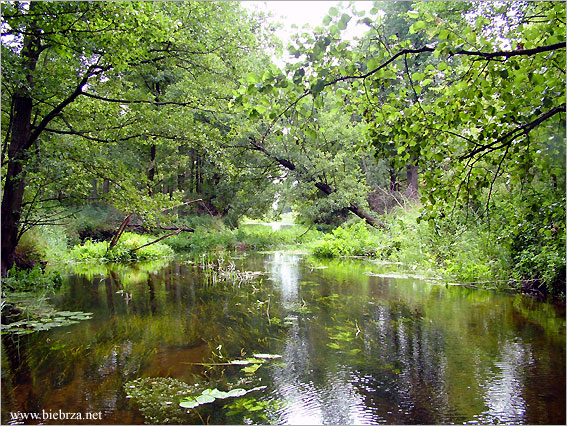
<box><xmin>2</xmin><ymin>252</ymin><xmax>565</xmax><ymax>424</ymax></box>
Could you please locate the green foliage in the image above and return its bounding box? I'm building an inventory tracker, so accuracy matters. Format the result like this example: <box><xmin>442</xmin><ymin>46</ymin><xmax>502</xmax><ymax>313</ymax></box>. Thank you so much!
<box><xmin>179</xmin><ymin>386</ymin><xmax>266</xmax><ymax>410</ymax></box>
<box><xmin>1</xmin><ymin>292</ymin><xmax>91</xmax><ymax>335</ymax></box>
<box><xmin>166</xmin><ymin>221</ymin><xmax>320</xmax><ymax>253</ymax></box>
<box><xmin>491</xmin><ymin>181</ymin><xmax>566</xmax><ymax>294</ymax></box>
<box><xmin>1</xmin><ymin>309</ymin><xmax>92</xmax><ymax>335</ymax></box>
<box><xmin>2</xmin><ymin>266</ymin><xmax>62</xmax><ymax>293</ymax></box>
<box><xmin>125</xmin><ymin>352</ymin><xmax>280</xmax><ymax>423</ymax></box>
<box><xmin>124</xmin><ymin>378</ymin><xmax>195</xmax><ymax>424</ymax></box>
<box><xmin>67</xmin><ymin>206</ymin><xmax>121</xmax><ymax>244</ymax></box>
<box><xmin>69</xmin><ymin>232</ymin><xmax>173</xmax><ymax>263</ymax></box>
<box><xmin>309</xmin><ymin>203</ymin><xmax>564</xmax><ymax>296</ymax></box>
<box><xmin>310</xmin><ymin>220</ymin><xmax>382</xmax><ymax>258</ymax></box>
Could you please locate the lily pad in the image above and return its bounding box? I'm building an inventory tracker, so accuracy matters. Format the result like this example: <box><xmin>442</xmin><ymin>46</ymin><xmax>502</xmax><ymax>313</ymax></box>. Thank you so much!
<box><xmin>225</xmin><ymin>388</ymin><xmax>248</xmax><ymax>398</ymax></box>
<box><xmin>178</xmin><ymin>386</ymin><xmax>267</xmax><ymax>410</ymax></box>
<box><xmin>196</xmin><ymin>394</ymin><xmax>216</xmax><ymax>404</ymax></box>
<box><xmin>179</xmin><ymin>399</ymin><xmax>199</xmax><ymax>409</ymax></box>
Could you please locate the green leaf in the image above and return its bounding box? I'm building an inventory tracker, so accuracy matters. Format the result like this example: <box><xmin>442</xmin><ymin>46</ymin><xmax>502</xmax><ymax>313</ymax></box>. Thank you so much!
<box><xmin>409</xmin><ymin>21</ymin><xmax>426</xmax><ymax>34</ymax></box>
<box><xmin>226</xmin><ymin>388</ymin><xmax>248</xmax><ymax>398</ymax></box>
<box><xmin>246</xmin><ymin>72</ymin><xmax>259</xmax><ymax>84</ymax></box>
<box><xmin>208</xmin><ymin>389</ymin><xmax>231</xmax><ymax>399</ymax></box>
<box><xmin>438</xmin><ymin>29</ymin><xmax>449</xmax><ymax>40</ymax></box>
<box><xmin>310</xmin><ymin>79</ymin><xmax>326</xmax><ymax>95</ymax></box>
<box><xmin>367</xmin><ymin>57</ymin><xmax>380</xmax><ymax>71</ymax></box>
<box><xmin>179</xmin><ymin>399</ymin><xmax>199</xmax><ymax>409</ymax></box>
<box><xmin>196</xmin><ymin>394</ymin><xmax>216</xmax><ymax>404</ymax></box>
<box><xmin>328</xmin><ymin>7</ymin><xmax>339</xmax><ymax>16</ymax></box>
<box><xmin>411</xmin><ymin>72</ymin><xmax>425</xmax><ymax>82</ymax></box>
<box><xmin>337</xmin><ymin>19</ymin><xmax>348</xmax><ymax>30</ymax></box>
<box><xmin>242</xmin><ymin>363</ymin><xmax>262</xmax><ymax>374</ymax></box>
<box><xmin>407</xmin><ymin>10</ymin><xmax>419</xmax><ymax>19</ymax></box>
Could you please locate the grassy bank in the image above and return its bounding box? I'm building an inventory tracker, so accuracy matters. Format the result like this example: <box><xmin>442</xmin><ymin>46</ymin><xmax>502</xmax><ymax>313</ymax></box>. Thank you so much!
<box><xmin>307</xmin><ymin>206</ymin><xmax>565</xmax><ymax>297</ymax></box>
<box><xmin>7</xmin><ymin>204</ymin><xmax>564</xmax><ymax>299</ymax></box>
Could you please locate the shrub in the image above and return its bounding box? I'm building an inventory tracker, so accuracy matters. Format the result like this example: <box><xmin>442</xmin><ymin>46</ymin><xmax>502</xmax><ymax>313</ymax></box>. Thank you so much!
<box><xmin>3</xmin><ymin>265</ymin><xmax>62</xmax><ymax>293</ymax></box>
<box><xmin>310</xmin><ymin>220</ymin><xmax>382</xmax><ymax>258</ymax></box>
<box><xmin>69</xmin><ymin>232</ymin><xmax>174</xmax><ymax>263</ymax></box>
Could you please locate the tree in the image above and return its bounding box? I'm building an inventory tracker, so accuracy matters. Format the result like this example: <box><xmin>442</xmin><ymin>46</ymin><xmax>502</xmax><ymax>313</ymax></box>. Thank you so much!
<box><xmin>238</xmin><ymin>1</ymin><xmax>565</xmax><ymax>219</ymax></box>
<box><xmin>1</xmin><ymin>1</ymin><xmax>275</xmax><ymax>274</ymax></box>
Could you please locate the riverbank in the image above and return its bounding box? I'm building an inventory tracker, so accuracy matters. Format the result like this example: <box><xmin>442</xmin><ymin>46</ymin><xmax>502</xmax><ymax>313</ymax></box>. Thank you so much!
<box><xmin>5</xmin><ymin>201</ymin><xmax>565</xmax><ymax>300</ymax></box>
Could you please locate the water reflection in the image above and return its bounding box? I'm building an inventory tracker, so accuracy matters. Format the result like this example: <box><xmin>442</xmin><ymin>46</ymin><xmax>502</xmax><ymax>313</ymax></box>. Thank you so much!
<box><xmin>266</xmin><ymin>252</ymin><xmax>301</xmax><ymax>309</ymax></box>
<box><xmin>480</xmin><ymin>341</ymin><xmax>530</xmax><ymax>423</ymax></box>
<box><xmin>1</xmin><ymin>254</ymin><xmax>565</xmax><ymax>425</ymax></box>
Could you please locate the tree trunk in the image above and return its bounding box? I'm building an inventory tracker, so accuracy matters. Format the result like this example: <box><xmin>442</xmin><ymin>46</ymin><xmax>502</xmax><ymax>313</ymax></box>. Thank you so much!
<box><xmin>91</xmin><ymin>179</ymin><xmax>99</xmax><ymax>202</ymax></box>
<box><xmin>248</xmin><ymin>138</ymin><xmax>384</xmax><ymax>229</ymax></box>
<box><xmin>389</xmin><ymin>164</ymin><xmax>398</xmax><ymax>192</ymax></box>
<box><xmin>189</xmin><ymin>149</ymin><xmax>195</xmax><ymax>193</ymax></box>
<box><xmin>406</xmin><ymin>160</ymin><xmax>418</xmax><ymax>199</ymax></box>
<box><xmin>148</xmin><ymin>144</ymin><xmax>156</xmax><ymax>195</ymax></box>
<box><xmin>102</xmin><ymin>179</ymin><xmax>110</xmax><ymax>195</ymax></box>
<box><xmin>1</xmin><ymin>97</ymin><xmax>33</xmax><ymax>276</ymax></box>
<box><xmin>1</xmin><ymin>7</ymin><xmax>41</xmax><ymax>276</ymax></box>
<box><xmin>195</xmin><ymin>154</ymin><xmax>201</xmax><ymax>194</ymax></box>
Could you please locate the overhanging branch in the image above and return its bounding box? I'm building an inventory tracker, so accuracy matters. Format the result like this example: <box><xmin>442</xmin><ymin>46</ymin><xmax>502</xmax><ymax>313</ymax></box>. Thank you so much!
<box><xmin>460</xmin><ymin>104</ymin><xmax>566</xmax><ymax>160</ymax></box>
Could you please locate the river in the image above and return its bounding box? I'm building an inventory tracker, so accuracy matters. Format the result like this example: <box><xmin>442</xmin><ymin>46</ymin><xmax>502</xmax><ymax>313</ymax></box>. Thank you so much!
<box><xmin>1</xmin><ymin>252</ymin><xmax>565</xmax><ymax>424</ymax></box>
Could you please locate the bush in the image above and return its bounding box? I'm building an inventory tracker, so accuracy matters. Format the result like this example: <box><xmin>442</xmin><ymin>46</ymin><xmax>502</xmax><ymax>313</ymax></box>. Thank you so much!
<box><xmin>3</xmin><ymin>265</ymin><xmax>62</xmax><ymax>293</ymax></box>
<box><xmin>15</xmin><ymin>225</ymin><xmax>69</xmax><ymax>268</ymax></box>
<box><xmin>69</xmin><ymin>232</ymin><xmax>174</xmax><ymax>263</ymax></box>
<box><xmin>310</xmin><ymin>221</ymin><xmax>382</xmax><ymax>258</ymax></box>
<box><xmin>308</xmin><ymin>198</ymin><xmax>564</xmax><ymax>297</ymax></box>
<box><xmin>165</xmin><ymin>221</ymin><xmax>321</xmax><ymax>253</ymax></box>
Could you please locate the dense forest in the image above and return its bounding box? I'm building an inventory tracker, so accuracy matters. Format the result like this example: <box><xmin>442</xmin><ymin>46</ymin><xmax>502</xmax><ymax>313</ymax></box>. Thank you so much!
<box><xmin>1</xmin><ymin>1</ymin><xmax>565</xmax><ymax>296</ymax></box>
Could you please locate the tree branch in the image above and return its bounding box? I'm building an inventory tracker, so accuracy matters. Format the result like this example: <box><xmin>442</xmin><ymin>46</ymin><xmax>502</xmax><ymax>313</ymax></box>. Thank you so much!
<box><xmin>27</xmin><ymin>64</ymin><xmax>111</xmax><ymax>150</ymax></box>
<box><xmin>460</xmin><ymin>104</ymin><xmax>566</xmax><ymax>160</ymax></box>
<box><xmin>453</xmin><ymin>42</ymin><xmax>566</xmax><ymax>59</ymax></box>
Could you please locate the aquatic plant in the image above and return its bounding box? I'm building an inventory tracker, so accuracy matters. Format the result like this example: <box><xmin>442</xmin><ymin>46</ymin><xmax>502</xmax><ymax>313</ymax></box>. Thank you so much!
<box><xmin>2</xmin><ymin>265</ymin><xmax>62</xmax><ymax>293</ymax></box>
<box><xmin>1</xmin><ymin>293</ymin><xmax>92</xmax><ymax>335</ymax></box>
<box><xmin>125</xmin><ymin>353</ymin><xmax>282</xmax><ymax>423</ymax></box>
<box><xmin>178</xmin><ymin>386</ymin><xmax>267</xmax><ymax>409</ymax></box>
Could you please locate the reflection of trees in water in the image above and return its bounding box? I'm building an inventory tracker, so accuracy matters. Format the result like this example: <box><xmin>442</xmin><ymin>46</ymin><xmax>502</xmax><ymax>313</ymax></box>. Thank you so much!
<box><xmin>1</xmin><ymin>263</ymin><xmax>202</xmax><ymax>423</ymax></box>
<box><xmin>356</xmin><ymin>302</ymin><xmax>454</xmax><ymax>424</ymax></box>
<box><xmin>2</xmin><ymin>256</ymin><xmax>564</xmax><ymax>424</ymax></box>
<box><xmin>1</xmin><ymin>334</ymin><xmax>40</xmax><ymax>420</ymax></box>
<box><xmin>264</xmin><ymin>253</ymin><xmax>562</xmax><ymax>425</ymax></box>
